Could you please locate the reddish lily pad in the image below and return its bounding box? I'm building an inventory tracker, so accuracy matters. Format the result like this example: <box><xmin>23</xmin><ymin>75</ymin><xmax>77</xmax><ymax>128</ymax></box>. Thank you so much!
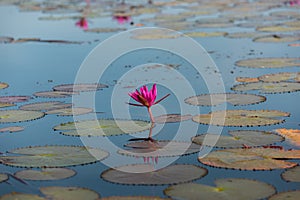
<box><xmin>46</xmin><ymin>107</ymin><xmax>93</xmax><ymax>116</ymax></box>
<box><xmin>0</xmin><ymin>145</ymin><xmax>108</xmax><ymax>168</ymax></box>
<box><xmin>0</xmin><ymin>82</ymin><xmax>8</xmax><ymax>90</ymax></box>
<box><xmin>231</xmin><ymin>82</ymin><xmax>300</xmax><ymax>93</ymax></box>
<box><xmin>164</xmin><ymin>178</ymin><xmax>276</xmax><ymax>200</ymax></box>
<box><xmin>0</xmin><ymin>126</ymin><xmax>24</xmax><ymax>133</ymax></box>
<box><xmin>235</xmin><ymin>77</ymin><xmax>259</xmax><ymax>83</ymax></box>
<box><xmin>0</xmin><ymin>173</ymin><xmax>8</xmax><ymax>183</ymax></box>
<box><xmin>34</xmin><ymin>91</ymin><xmax>78</xmax><ymax>98</ymax></box>
<box><xmin>14</xmin><ymin>168</ymin><xmax>76</xmax><ymax>181</ymax></box>
<box><xmin>185</xmin><ymin>93</ymin><xmax>266</xmax><ymax>106</ymax></box>
<box><xmin>235</xmin><ymin>58</ymin><xmax>300</xmax><ymax>68</ymax></box>
<box><xmin>198</xmin><ymin>148</ymin><xmax>300</xmax><ymax>170</ymax></box>
<box><xmin>269</xmin><ymin>191</ymin><xmax>300</xmax><ymax>200</ymax></box>
<box><xmin>101</xmin><ymin>164</ymin><xmax>207</xmax><ymax>185</ymax></box>
<box><xmin>119</xmin><ymin>140</ymin><xmax>201</xmax><ymax>157</ymax></box>
<box><xmin>0</xmin><ymin>110</ymin><xmax>45</xmax><ymax>123</ymax></box>
<box><xmin>258</xmin><ymin>72</ymin><xmax>300</xmax><ymax>83</ymax></box>
<box><xmin>20</xmin><ymin>101</ymin><xmax>72</xmax><ymax>111</ymax></box>
<box><xmin>275</xmin><ymin>128</ymin><xmax>300</xmax><ymax>147</ymax></box>
<box><xmin>154</xmin><ymin>114</ymin><xmax>192</xmax><ymax>123</ymax></box>
<box><xmin>0</xmin><ymin>96</ymin><xmax>31</xmax><ymax>103</ymax></box>
<box><xmin>0</xmin><ymin>193</ymin><xmax>46</xmax><ymax>200</ymax></box>
<box><xmin>281</xmin><ymin>166</ymin><xmax>300</xmax><ymax>182</ymax></box>
<box><xmin>192</xmin><ymin>110</ymin><xmax>289</xmax><ymax>127</ymax></box>
<box><xmin>40</xmin><ymin>186</ymin><xmax>100</xmax><ymax>200</ymax></box>
<box><xmin>53</xmin><ymin>83</ymin><xmax>108</xmax><ymax>92</ymax></box>
<box><xmin>192</xmin><ymin>130</ymin><xmax>284</xmax><ymax>148</ymax></box>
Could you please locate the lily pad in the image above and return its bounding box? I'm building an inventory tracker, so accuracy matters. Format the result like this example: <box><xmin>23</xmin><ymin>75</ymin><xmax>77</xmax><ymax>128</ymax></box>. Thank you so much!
<box><xmin>253</xmin><ymin>34</ymin><xmax>300</xmax><ymax>43</ymax></box>
<box><xmin>164</xmin><ymin>178</ymin><xmax>276</xmax><ymax>200</ymax></box>
<box><xmin>14</xmin><ymin>168</ymin><xmax>76</xmax><ymax>181</ymax></box>
<box><xmin>46</xmin><ymin>107</ymin><xmax>93</xmax><ymax>116</ymax></box>
<box><xmin>20</xmin><ymin>101</ymin><xmax>72</xmax><ymax>112</ymax></box>
<box><xmin>281</xmin><ymin>166</ymin><xmax>300</xmax><ymax>182</ymax></box>
<box><xmin>0</xmin><ymin>145</ymin><xmax>108</xmax><ymax>168</ymax></box>
<box><xmin>130</xmin><ymin>29</ymin><xmax>182</xmax><ymax>40</ymax></box>
<box><xmin>34</xmin><ymin>91</ymin><xmax>78</xmax><ymax>98</ymax></box>
<box><xmin>185</xmin><ymin>93</ymin><xmax>266</xmax><ymax>106</ymax></box>
<box><xmin>0</xmin><ymin>36</ymin><xmax>14</xmax><ymax>43</ymax></box>
<box><xmin>119</xmin><ymin>140</ymin><xmax>201</xmax><ymax>157</ymax></box>
<box><xmin>269</xmin><ymin>191</ymin><xmax>300</xmax><ymax>200</ymax></box>
<box><xmin>225</xmin><ymin>32</ymin><xmax>263</xmax><ymax>39</ymax></box>
<box><xmin>258</xmin><ymin>72</ymin><xmax>300</xmax><ymax>83</ymax></box>
<box><xmin>0</xmin><ymin>110</ymin><xmax>45</xmax><ymax>123</ymax></box>
<box><xmin>102</xmin><ymin>197</ymin><xmax>170</xmax><ymax>200</ymax></box>
<box><xmin>85</xmin><ymin>27</ymin><xmax>127</xmax><ymax>33</ymax></box>
<box><xmin>0</xmin><ymin>126</ymin><xmax>24</xmax><ymax>133</ymax></box>
<box><xmin>154</xmin><ymin>114</ymin><xmax>192</xmax><ymax>123</ymax></box>
<box><xmin>54</xmin><ymin>119</ymin><xmax>151</xmax><ymax>137</ymax></box>
<box><xmin>0</xmin><ymin>173</ymin><xmax>8</xmax><ymax>183</ymax></box>
<box><xmin>101</xmin><ymin>164</ymin><xmax>207</xmax><ymax>185</ymax></box>
<box><xmin>235</xmin><ymin>77</ymin><xmax>259</xmax><ymax>83</ymax></box>
<box><xmin>0</xmin><ymin>103</ymin><xmax>15</xmax><ymax>108</ymax></box>
<box><xmin>192</xmin><ymin>130</ymin><xmax>284</xmax><ymax>148</ymax></box>
<box><xmin>198</xmin><ymin>148</ymin><xmax>300</xmax><ymax>170</ymax></box>
<box><xmin>0</xmin><ymin>193</ymin><xmax>46</xmax><ymax>200</ymax></box>
<box><xmin>40</xmin><ymin>186</ymin><xmax>100</xmax><ymax>200</ymax></box>
<box><xmin>0</xmin><ymin>96</ymin><xmax>31</xmax><ymax>103</ymax></box>
<box><xmin>185</xmin><ymin>32</ymin><xmax>227</xmax><ymax>38</ymax></box>
<box><xmin>192</xmin><ymin>110</ymin><xmax>289</xmax><ymax>127</ymax></box>
<box><xmin>256</xmin><ymin>25</ymin><xmax>300</xmax><ymax>32</ymax></box>
<box><xmin>235</xmin><ymin>58</ymin><xmax>300</xmax><ymax>68</ymax></box>
<box><xmin>231</xmin><ymin>82</ymin><xmax>300</xmax><ymax>93</ymax></box>
<box><xmin>275</xmin><ymin>128</ymin><xmax>300</xmax><ymax>147</ymax></box>
<box><xmin>53</xmin><ymin>83</ymin><xmax>108</xmax><ymax>92</ymax></box>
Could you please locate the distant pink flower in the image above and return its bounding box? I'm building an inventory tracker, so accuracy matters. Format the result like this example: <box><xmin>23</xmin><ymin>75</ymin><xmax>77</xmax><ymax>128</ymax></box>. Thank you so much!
<box><xmin>76</xmin><ymin>17</ymin><xmax>88</xmax><ymax>30</ymax></box>
<box><xmin>113</xmin><ymin>15</ymin><xmax>131</xmax><ymax>24</ymax></box>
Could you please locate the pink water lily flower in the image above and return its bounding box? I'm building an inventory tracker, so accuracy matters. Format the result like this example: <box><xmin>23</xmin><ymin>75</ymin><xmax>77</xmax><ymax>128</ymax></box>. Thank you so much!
<box><xmin>128</xmin><ymin>84</ymin><xmax>170</xmax><ymax>123</ymax></box>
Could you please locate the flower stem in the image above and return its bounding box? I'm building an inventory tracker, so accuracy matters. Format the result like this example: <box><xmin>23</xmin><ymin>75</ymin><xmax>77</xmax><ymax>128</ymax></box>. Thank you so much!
<box><xmin>147</xmin><ymin>107</ymin><xmax>155</xmax><ymax>124</ymax></box>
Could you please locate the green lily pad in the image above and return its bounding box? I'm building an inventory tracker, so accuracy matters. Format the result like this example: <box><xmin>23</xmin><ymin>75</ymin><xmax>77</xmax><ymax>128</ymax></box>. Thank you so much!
<box><xmin>258</xmin><ymin>72</ymin><xmax>300</xmax><ymax>83</ymax></box>
<box><xmin>0</xmin><ymin>103</ymin><xmax>15</xmax><ymax>108</ymax></box>
<box><xmin>198</xmin><ymin>148</ymin><xmax>300</xmax><ymax>170</ymax></box>
<box><xmin>119</xmin><ymin>140</ymin><xmax>201</xmax><ymax>157</ymax></box>
<box><xmin>192</xmin><ymin>110</ymin><xmax>289</xmax><ymax>127</ymax></box>
<box><xmin>0</xmin><ymin>83</ymin><xmax>8</xmax><ymax>90</ymax></box>
<box><xmin>256</xmin><ymin>25</ymin><xmax>300</xmax><ymax>32</ymax></box>
<box><xmin>0</xmin><ymin>96</ymin><xmax>31</xmax><ymax>103</ymax></box>
<box><xmin>156</xmin><ymin>21</ymin><xmax>192</xmax><ymax>31</ymax></box>
<box><xmin>0</xmin><ymin>126</ymin><xmax>24</xmax><ymax>133</ymax></box>
<box><xmin>14</xmin><ymin>168</ymin><xmax>76</xmax><ymax>181</ymax></box>
<box><xmin>102</xmin><ymin>196</ymin><xmax>170</xmax><ymax>200</ymax></box>
<box><xmin>85</xmin><ymin>27</ymin><xmax>127</xmax><ymax>33</ymax></box>
<box><xmin>130</xmin><ymin>29</ymin><xmax>182</xmax><ymax>40</ymax></box>
<box><xmin>0</xmin><ymin>110</ymin><xmax>45</xmax><ymax>123</ymax></box>
<box><xmin>154</xmin><ymin>114</ymin><xmax>192</xmax><ymax>123</ymax></box>
<box><xmin>46</xmin><ymin>107</ymin><xmax>93</xmax><ymax>116</ymax></box>
<box><xmin>231</xmin><ymin>82</ymin><xmax>300</xmax><ymax>93</ymax></box>
<box><xmin>253</xmin><ymin>34</ymin><xmax>300</xmax><ymax>43</ymax></box>
<box><xmin>185</xmin><ymin>93</ymin><xmax>266</xmax><ymax>106</ymax></box>
<box><xmin>53</xmin><ymin>83</ymin><xmax>108</xmax><ymax>92</ymax></box>
<box><xmin>0</xmin><ymin>193</ymin><xmax>46</xmax><ymax>200</ymax></box>
<box><xmin>185</xmin><ymin>32</ymin><xmax>227</xmax><ymax>38</ymax></box>
<box><xmin>34</xmin><ymin>91</ymin><xmax>78</xmax><ymax>98</ymax></box>
<box><xmin>235</xmin><ymin>58</ymin><xmax>300</xmax><ymax>68</ymax></box>
<box><xmin>192</xmin><ymin>130</ymin><xmax>284</xmax><ymax>148</ymax></box>
<box><xmin>281</xmin><ymin>166</ymin><xmax>300</xmax><ymax>182</ymax></box>
<box><xmin>269</xmin><ymin>191</ymin><xmax>300</xmax><ymax>200</ymax></box>
<box><xmin>225</xmin><ymin>32</ymin><xmax>263</xmax><ymax>39</ymax></box>
<box><xmin>195</xmin><ymin>18</ymin><xmax>234</xmax><ymax>28</ymax></box>
<box><xmin>0</xmin><ymin>145</ymin><xmax>108</xmax><ymax>168</ymax></box>
<box><xmin>0</xmin><ymin>173</ymin><xmax>8</xmax><ymax>183</ymax></box>
<box><xmin>40</xmin><ymin>186</ymin><xmax>100</xmax><ymax>200</ymax></box>
<box><xmin>101</xmin><ymin>164</ymin><xmax>207</xmax><ymax>185</ymax></box>
<box><xmin>20</xmin><ymin>101</ymin><xmax>72</xmax><ymax>111</ymax></box>
<box><xmin>164</xmin><ymin>178</ymin><xmax>276</xmax><ymax>200</ymax></box>
<box><xmin>54</xmin><ymin>119</ymin><xmax>151</xmax><ymax>137</ymax></box>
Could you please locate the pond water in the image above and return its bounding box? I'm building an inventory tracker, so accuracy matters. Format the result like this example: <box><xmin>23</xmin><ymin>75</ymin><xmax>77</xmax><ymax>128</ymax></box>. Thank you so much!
<box><xmin>0</xmin><ymin>0</ymin><xmax>299</xmax><ymax>199</ymax></box>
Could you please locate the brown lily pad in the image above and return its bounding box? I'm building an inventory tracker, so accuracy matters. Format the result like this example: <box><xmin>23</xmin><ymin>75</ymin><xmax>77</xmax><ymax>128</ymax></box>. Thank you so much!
<box><xmin>0</xmin><ymin>173</ymin><xmax>8</xmax><ymax>183</ymax></box>
<box><xmin>20</xmin><ymin>101</ymin><xmax>72</xmax><ymax>112</ymax></box>
<box><xmin>0</xmin><ymin>96</ymin><xmax>31</xmax><ymax>103</ymax></box>
<box><xmin>0</xmin><ymin>83</ymin><xmax>9</xmax><ymax>90</ymax></box>
<box><xmin>235</xmin><ymin>58</ymin><xmax>300</xmax><ymax>68</ymax></box>
<box><xmin>0</xmin><ymin>126</ymin><xmax>24</xmax><ymax>133</ymax></box>
<box><xmin>281</xmin><ymin>166</ymin><xmax>300</xmax><ymax>182</ymax></box>
<box><xmin>0</xmin><ymin>103</ymin><xmax>15</xmax><ymax>108</ymax></box>
<box><xmin>34</xmin><ymin>91</ymin><xmax>78</xmax><ymax>98</ymax></box>
<box><xmin>85</xmin><ymin>27</ymin><xmax>127</xmax><ymax>33</ymax></box>
<box><xmin>275</xmin><ymin>128</ymin><xmax>300</xmax><ymax>147</ymax></box>
<box><xmin>53</xmin><ymin>83</ymin><xmax>108</xmax><ymax>92</ymax></box>
<box><xmin>235</xmin><ymin>77</ymin><xmax>259</xmax><ymax>83</ymax></box>
<box><xmin>231</xmin><ymin>82</ymin><xmax>300</xmax><ymax>93</ymax></box>
<box><xmin>102</xmin><ymin>197</ymin><xmax>170</xmax><ymax>200</ymax></box>
<box><xmin>258</xmin><ymin>72</ymin><xmax>300</xmax><ymax>83</ymax></box>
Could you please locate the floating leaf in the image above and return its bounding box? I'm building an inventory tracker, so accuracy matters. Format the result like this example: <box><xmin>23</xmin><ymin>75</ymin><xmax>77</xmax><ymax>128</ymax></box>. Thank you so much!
<box><xmin>102</xmin><ymin>196</ymin><xmax>170</xmax><ymax>200</ymax></box>
<box><xmin>235</xmin><ymin>58</ymin><xmax>300</xmax><ymax>68</ymax></box>
<box><xmin>198</xmin><ymin>148</ymin><xmax>300</xmax><ymax>170</ymax></box>
<box><xmin>231</xmin><ymin>82</ymin><xmax>300</xmax><ymax>93</ymax></box>
<box><xmin>164</xmin><ymin>178</ymin><xmax>276</xmax><ymax>200</ymax></box>
<box><xmin>54</xmin><ymin>119</ymin><xmax>151</xmax><ymax>137</ymax></box>
<box><xmin>275</xmin><ymin>128</ymin><xmax>300</xmax><ymax>147</ymax></box>
<box><xmin>85</xmin><ymin>27</ymin><xmax>127</xmax><ymax>33</ymax></box>
<box><xmin>185</xmin><ymin>32</ymin><xmax>227</xmax><ymax>38</ymax></box>
<box><xmin>13</xmin><ymin>38</ymin><xmax>83</xmax><ymax>44</ymax></box>
<box><xmin>253</xmin><ymin>34</ymin><xmax>300</xmax><ymax>43</ymax></box>
<box><xmin>46</xmin><ymin>107</ymin><xmax>93</xmax><ymax>116</ymax></box>
<box><xmin>0</xmin><ymin>193</ymin><xmax>46</xmax><ymax>200</ymax></box>
<box><xmin>0</xmin><ymin>103</ymin><xmax>15</xmax><ymax>108</ymax></box>
<box><xmin>0</xmin><ymin>145</ymin><xmax>108</xmax><ymax>168</ymax></box>
<box><xmin>235</xmin><ymin>77</ymin><xmax>259</xmax><ymax>83</ymax></box>
<box><xmin>192</xmin><ymin>130</ymin><xmax>283</xmax><ymax>148</ymax></box>
<box><xmin>53</xmin><ymin>83</ymin><xmax>108</xmax><ymax>92</ymax></box>
<box><xmin>192</xmin><ymin>110</ymin><xmax>289</xmax><ymax>127</ymax></box>
<box><xmin>185</xmin><ymin>93</ymin><xmax>266</xmax><ymax>106</ymax></box>
<box><xmin>130</xmin><ymin>29</ymin><xmax>181</xmax><ymax>40</ymax></box>
<box><xmin>156</xmin><ymin>21</ymin><xmax>192</xmax><ymax>31</ymax></box>
<box><xmin>101</xmin><ymin>164</ymin><xmax>207</xmax><ymax>185</ymax></box>
<box><xmin>256</xmin><ymin>25</ymin><xmax>300</xmax><ymax>32</ymax></box>
<box><xmin>14</xmin><ymin>168</ymin><xmax>76</xmax><ymax>181</ymax></box>
<box><xmin>0</xmin><ymin>173</ymin><xmax>8</xmax><ymax>183</ymax></box>
<box><xmin>0</xmin><ymin>96</ymin><xmax>31</xmax><ymax>103</ymax></box>
<box><xmin>154</xmin><ymin>114</ymin><xmax>192</xmax><ymax>123</ymax></box>
<box><xmin>258</xmin><ymin>72</ymin><xmax>300</xmax><ymax>83</ymax></box>
<box><xmin>281</xmin><ymin>166</ymin><xmax>300</xmax><ymax>182</ymax></box>
<box><xmin>34</xmin><ymin>91</ymin><xmax>78</xmax><ymax>98</ymax></box>
<box><xmin>40</xmin><ymin>186</ymin><xmax>100</xmax><ymax>200</ymax></box>
<box><xmin>119</xmin><ymin>140</ymin><xmax>201</xmax><ymax>157</ymax></box>
<box><xmin>269</xmin><ymin>191</ymin><xmax>300</xmax><ymax>200</ymax></box>
<box><xmin>0</xmin><ymin>110</ymin><xmax>45</xmax><ymax>123</ymax></box>
<box><xmin>195</xmin><ymin>18</ymin><xmax>234</xmax><ymax>28</ymax></box>
<box><xmin>225</xmin><ymin>32</ymin><xmax>263</xmax><ymax>39</ymax></box>
<box><xmin>20</xmin><ymin>101</ymin><xmax>72</xmax><ymax>112</ymax></box>
<box><xmin>0</xmin><ymin>36</ymin><xmax>14</xmax><ymax>44</ymax></box>
<box><xmin>0</xmin><ymin>126</ymin><xmax>24</xmax><ymax>133</ymax></box>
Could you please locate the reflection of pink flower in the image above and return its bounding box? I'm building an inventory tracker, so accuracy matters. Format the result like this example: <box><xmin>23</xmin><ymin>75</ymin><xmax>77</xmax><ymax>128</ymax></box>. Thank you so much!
<box><xmin>76</xmin><ymin>17</ymin><xmax>88</xmax><ymax>30</ymax></box>
<box><xmin>113</xmin><ymin>15</ymin><xmax>131</xmax><ymax>24</ymax></box>
<box><xmin>288</xmin><ymin>0</ymin><xmax>300</xmax><ymax>6</ymax></box>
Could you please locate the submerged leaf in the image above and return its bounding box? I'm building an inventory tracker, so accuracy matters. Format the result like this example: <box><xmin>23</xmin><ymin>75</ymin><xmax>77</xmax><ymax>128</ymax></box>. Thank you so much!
<box><xmin>164</xmin><ymin>178</ymin><xmax>276</xmax><ymax>200</ymax></box>
<box><xmin>275</xmin><ymin>128</ymin><xmax>300</xmax><ymax>147</ymax></box>
<box><xmin>235</xmin><ymin>58</ymin><xmax>300</xmax><ymax>68</ymax></box>
<box><xmin>53</xmin><ymin>83</ymin><xmax>108</xmax><ymax>92</ymax></box>
<box><xmin>231</xmin><ymin>82</ymin><xmax>300</xmax><ymax>93</ymax></box>
<box><xmin>0</xmin><ymin>110</ymin><xmax>45</xmax><ymax>123</ymax></box>
<box><xmin>101</xmin><ymin>164</ymin><xmax>207</xmax><ymax>185</ymax></box>
<box><xmin>14</xmin><ymin>168</ymin><xmax>76</xmax><ymax>181</ymax></box>
<box><xmin>281</xmin><ymin>166</ymin><xmax>300</xmax><ymax>182</ymax></box>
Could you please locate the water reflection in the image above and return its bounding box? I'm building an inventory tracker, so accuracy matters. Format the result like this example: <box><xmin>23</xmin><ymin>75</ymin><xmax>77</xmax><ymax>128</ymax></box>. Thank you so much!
<box><xmin>75</xmin><ymin>0</ymin><xmax>90</xmax><ymax>30</ymax></box>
